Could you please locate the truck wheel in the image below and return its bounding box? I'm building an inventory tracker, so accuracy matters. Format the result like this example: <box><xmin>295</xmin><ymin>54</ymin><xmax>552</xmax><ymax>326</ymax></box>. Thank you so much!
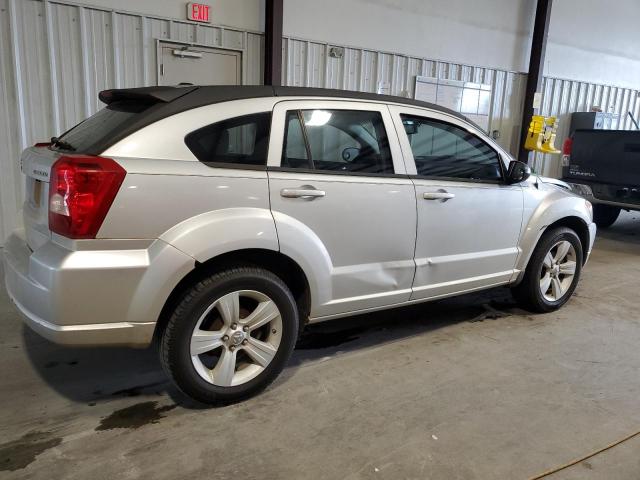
<box><xmin>593</xmin><ymin>204</ymin><xmax>620</xmax><ymax>229</ymax></box>
<box><xmin>512</xmin><ymin>227</ymin><xmax>583</xmax><ymax>313</ymax></box>
<box><xmin>160</xmin><ymin>267</ymin><xmax>299</xmax><ymax>405</ymax></box>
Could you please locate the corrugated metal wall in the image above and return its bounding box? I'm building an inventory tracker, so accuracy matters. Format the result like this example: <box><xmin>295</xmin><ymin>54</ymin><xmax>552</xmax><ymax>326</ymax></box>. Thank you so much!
<box><xmin>0</xmin><ymin>0</ymin><xmax>264</xmax><ymax>243</ymax></box>
<box><xmin>283</xmin><ymin>36</ymin><xmax>640</xmax><ymax>180</ymax></box>
<box><xmin>282</xmin><ymin>36</ymin><xmax>528</xmax><ymax>157</ymax></box>
<box><xmin>532</xmin><ymin>76</ymin><xmax>640</xmax><ymax>177</ymax></box>
<box><xmin>2</xmin><ymin>2</ymin><xmax>639</xmax><ymax>244</ymax></box>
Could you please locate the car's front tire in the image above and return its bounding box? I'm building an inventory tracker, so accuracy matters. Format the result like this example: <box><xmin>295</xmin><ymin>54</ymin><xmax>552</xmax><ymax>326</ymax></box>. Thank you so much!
<box><xmin>593</xmin><ymin>204</ymin><xmax>621</xmax><ymax>229</ymax></box>
<box><xmin>159</xmin><ymin>267</ymin><xmax>299</xmax><ymax>405</ymax></box>
<box><xmin>512</xmin><ymin>227</ymin><xmax>583</xmax><ymax>313</ymax></box>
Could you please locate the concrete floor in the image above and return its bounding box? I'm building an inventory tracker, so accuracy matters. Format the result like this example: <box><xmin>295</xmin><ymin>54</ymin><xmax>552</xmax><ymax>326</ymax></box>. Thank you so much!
<box><xmin>1</xmin><ymin>211</ymin><xmax>640</xmax><ymax>480</ymax></box>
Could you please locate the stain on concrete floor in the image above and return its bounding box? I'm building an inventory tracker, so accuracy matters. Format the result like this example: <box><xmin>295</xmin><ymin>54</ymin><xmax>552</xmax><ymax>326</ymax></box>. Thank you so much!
<box><xmin>96</xmin><ymin>401</ymin><xmax>176</xmax><ymax>431</ymax></box>
<box><xmin>0</xmin><ymin>431</ymin><xmax>62</xmax><ymax>472</ymax></box>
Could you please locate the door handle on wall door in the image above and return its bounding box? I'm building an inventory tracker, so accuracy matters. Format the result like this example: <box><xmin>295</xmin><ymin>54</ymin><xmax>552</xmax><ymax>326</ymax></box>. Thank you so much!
<box><xmin>280</xmin><ymin>186</ymin><xmax>326</xmax><ymax>200</ymax></box>
<box><xmin>423</xmin><ymin>191</ymin><xmax>455</xmax><ymax>202</ymax></box>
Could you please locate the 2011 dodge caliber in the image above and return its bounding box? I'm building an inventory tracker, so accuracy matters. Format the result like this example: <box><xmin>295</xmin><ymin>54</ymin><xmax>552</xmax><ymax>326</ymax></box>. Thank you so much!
<box><xmin>3</xmin><ymin>85</ymin><xmax>596</xmax><ymax>404</ymax></box>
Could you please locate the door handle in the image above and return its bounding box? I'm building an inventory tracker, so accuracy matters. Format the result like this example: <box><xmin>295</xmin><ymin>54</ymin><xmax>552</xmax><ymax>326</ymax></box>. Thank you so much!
<box><xmin>423</xmin><ymin>191</ymin><xmax>455</xmax><ymax>202</ymax></box>
<box><xmin>280</xmin><ymin>186</ymin><xmax>326</xmax><ymax>200</ymax></box>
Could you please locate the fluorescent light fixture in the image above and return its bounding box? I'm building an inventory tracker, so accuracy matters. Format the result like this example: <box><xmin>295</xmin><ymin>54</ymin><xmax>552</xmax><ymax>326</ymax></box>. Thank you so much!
<box><xmin>305</xmin><ymin>110</ymin><xmax>332</xmax><ymax>127</ymax></box>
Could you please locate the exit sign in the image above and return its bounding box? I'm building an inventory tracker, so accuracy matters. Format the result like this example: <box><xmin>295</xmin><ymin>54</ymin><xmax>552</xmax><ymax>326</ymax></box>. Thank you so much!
<box><xmin>187</xmin><ymin>2</ymin><xmax>211</xmax><ymax>23</ymax></box>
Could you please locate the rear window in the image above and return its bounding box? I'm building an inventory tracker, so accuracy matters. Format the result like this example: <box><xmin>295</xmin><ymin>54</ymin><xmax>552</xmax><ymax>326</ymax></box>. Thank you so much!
<box><xmin>54</xmin><ymin>101</ymin><xmax>150</xmax><ymax>153</ymax></box>
<box><xmin>185</xmin><ymin>112</ymin><xmax>271</xmax><ymax>167</ymax></box>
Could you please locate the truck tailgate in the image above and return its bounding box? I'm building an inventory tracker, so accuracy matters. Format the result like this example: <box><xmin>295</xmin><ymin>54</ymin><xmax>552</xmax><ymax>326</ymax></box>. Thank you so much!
<box><xmin>568</xmin><ymin>129</ymin><xmax>640</xmax><ymax>185</ymax></box>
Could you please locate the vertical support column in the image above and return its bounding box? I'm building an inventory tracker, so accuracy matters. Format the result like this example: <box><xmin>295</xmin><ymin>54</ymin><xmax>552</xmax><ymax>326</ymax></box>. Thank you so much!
<box><xmin>518</xmin><ymin>0</ymin><xmax>553</xmax><ymax>163</ymax></box>
<box><xmin>264</xmin><ymin>0</ymin><xmax>283</xmax><ymax>86</ymax></box>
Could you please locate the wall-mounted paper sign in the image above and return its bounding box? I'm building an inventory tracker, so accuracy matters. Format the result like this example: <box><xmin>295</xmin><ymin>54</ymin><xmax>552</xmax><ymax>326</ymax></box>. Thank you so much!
<box><xmin>533</xmin><ymin>92</ymin><xmax>542</xmax><ymax>110</ymax></box>
<box><xmin>414</xmin><ymin>76</ymin><xmax>493</xmax><ymax>132</ymax></box>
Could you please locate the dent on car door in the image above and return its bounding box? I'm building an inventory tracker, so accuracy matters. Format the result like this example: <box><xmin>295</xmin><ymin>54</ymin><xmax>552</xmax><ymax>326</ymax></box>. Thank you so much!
<box><xmin>389</xmin><ymin>106</ymin><xmax>524</xmax><ymax>300</ymax></box>
<box><xmin>266</xmin><ymin>101</ymin><xmax>417</xmax><ymax>319</ymax></box>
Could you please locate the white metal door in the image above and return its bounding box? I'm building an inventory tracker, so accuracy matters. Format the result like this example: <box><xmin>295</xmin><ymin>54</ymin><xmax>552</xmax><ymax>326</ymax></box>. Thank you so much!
<box><xmin>267</xmin><ymin>100</ymin><xmax>417</xmax><ymax>319</ymax></box>
<box><xmin>389</xmin><ymin>105</ymin><xmax>524</xmax><ymax>300</ymax></box>
<box><xmin>159</xmin><ymin>43</ymin><xmax>241</xmax><ymax>85</ymax></box>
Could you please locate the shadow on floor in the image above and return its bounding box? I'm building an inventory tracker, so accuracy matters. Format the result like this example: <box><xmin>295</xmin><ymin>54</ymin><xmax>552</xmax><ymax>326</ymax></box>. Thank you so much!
<box><xmin>22</xmin><ymin>286</ymin><xmax>521</xmax><ymax>408</ymax></box>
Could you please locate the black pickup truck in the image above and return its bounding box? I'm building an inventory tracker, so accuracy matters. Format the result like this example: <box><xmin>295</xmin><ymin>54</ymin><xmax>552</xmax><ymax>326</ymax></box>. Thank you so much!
<box><xmin>562</xmin><ymin>129</ymin><xmax>640</xmax><ymax>228</ymax></box>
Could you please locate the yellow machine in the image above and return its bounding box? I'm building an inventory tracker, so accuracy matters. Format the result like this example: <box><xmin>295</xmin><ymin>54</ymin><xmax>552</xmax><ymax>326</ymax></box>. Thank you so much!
<box><xmin>524</xmin><ymin>115</ymin><xmax>561</xmax><ymax>154</ymax></box>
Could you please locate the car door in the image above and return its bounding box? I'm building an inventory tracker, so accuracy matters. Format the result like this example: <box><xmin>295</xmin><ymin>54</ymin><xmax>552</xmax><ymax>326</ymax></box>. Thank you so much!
<box><xmin>267</xmin><ymin>100</ymin><xmax>417</xmax><ymax>319</ymax></box>
<box><xmin>389</xmin><ymin>105</ymin><xmax>524</xmax><ymax>300</ymax></box>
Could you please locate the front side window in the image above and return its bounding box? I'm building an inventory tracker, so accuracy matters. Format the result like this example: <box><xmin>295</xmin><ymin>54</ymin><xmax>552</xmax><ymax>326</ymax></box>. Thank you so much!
<box><xmin>185</xmin><ymin>112</ymin><xmax>271</xmax><ymax>166</ymax></box>
<box><xmin>282</xmin><ymin>109</ymin><xmax>394</xmax><ymax>174</ymax></box>
<box><xmin>401</xmin><ymin>115</ymin><xmax>503</xmax><ymax>181</ymax></box>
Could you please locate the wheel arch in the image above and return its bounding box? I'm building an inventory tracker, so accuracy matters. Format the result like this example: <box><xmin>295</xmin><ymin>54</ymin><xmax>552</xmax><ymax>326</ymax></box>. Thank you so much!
<box><xmin>153</xmin><ymin>248</ymin><xmax>312</xmax><ymax>344</ymax></box>
<box><xmin>514</xmin><ymin>214</ymin><xmax>591</xmax><ymax>286</ymax></box>
<box><xmin>545</xmin><ymin>216</ymin><xmax>590</xmax><ymax>265</ymax></box>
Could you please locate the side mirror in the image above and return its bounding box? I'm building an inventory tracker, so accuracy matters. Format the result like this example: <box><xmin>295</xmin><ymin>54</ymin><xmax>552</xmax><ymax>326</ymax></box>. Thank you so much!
<box><xmin>506</xmin><ymin>160</ymin><xmax>531</xmax><ymax>184</ymax></box>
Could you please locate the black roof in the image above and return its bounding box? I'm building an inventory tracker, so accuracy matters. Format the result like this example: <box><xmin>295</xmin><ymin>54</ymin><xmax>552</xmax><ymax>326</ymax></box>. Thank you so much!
<box><xmin>100</xmin><ymin>84</ymin><xmax>469</xmax><ymax>121</ymax></box>
<box><xmin>89</xmin><ymin>85</ymin><xmax>472</xmax><ymax>155</ymax></box>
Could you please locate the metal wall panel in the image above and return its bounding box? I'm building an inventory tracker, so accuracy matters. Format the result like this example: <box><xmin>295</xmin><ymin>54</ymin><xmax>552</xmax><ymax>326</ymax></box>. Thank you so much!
<box><xmin>282</xmin><ymin>37</ymin><xmax>528</xmax><ymax>156</ymax></box>
<box><xmin>282</xmin><ymin>36</ymin><xmax>640</xmax><ymax>181</ymax></box>
<box><xmin>532</xmin><ymin>77</ymin><xmax>640</xmax><ymax>177</ymax></box>
<box><xmin>0</xmin><ymin>0</ymin><xmax>264</xmax><ymax>244</ymax></box>
<box><xmin>2</xmin><ymin>2</ymin><xmax>639</xmax><ymax>245</ymax></box>
<box><xmin>0</xmin><ymin>0</ymin><xmax>19</xmax><ymax>243</ymax></box>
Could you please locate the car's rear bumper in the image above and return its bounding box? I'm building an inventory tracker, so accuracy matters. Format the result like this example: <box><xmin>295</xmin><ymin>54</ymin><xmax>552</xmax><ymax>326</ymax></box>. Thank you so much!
<box><xmin>2</xmin><ymin>229</ymin><xmax>194</xmax><ymax>347</ymax></box>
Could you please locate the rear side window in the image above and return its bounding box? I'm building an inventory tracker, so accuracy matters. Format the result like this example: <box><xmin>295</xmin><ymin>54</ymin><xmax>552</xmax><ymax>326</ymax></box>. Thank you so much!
<box><xmin>282</xmin><ymin>109</ymin><xmax>394</xmax><ymax>174</ymax></box>
<box><xmin>401</xmin><ymin>115</ymin><xmax>503</xmax><ymax>181</ymax></box>
<box><xmin>54</xmin><ymin>101</ymin><xmax>150</xmax><ymax>153</ymax></box>
<box><xmin>185</xmin><ymin>112</ymin><xmax>271</xmax><ymax>166</ymax></box>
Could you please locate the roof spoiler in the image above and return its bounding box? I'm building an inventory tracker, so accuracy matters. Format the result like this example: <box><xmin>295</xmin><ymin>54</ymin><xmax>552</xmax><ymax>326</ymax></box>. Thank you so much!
<box><xmin>98</xmin><ymin>85</ymin><xmax>198</xmax><ymax>105</ymax></box>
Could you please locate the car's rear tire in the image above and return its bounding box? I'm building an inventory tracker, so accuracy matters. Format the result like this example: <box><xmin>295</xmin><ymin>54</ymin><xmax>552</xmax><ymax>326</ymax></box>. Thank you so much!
<box><xmin>512</xmin><ymin>227</ymin><xmax>583</xmax><ymax>313</ymax></box>
<box><xmin>593</xmin><ymin>204</ymin><xmax>620</xmax><ymax>228</ymax></box>
<box><xmin>159</xmin><ymin>267</ymin><xmax>299</xmax><ymax>405</ymax></box>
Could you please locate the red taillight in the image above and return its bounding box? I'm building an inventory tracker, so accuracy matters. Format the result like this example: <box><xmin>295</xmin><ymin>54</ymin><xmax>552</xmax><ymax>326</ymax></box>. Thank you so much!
<box><xmin>561</xmin><ymin>137</ymin><xmax>573</xmax><ymax>167</ymax></box>
<box><xmin>48</xmin><ymin>155</ymin><xmax>126</xmax><ymax>239</ymax></box>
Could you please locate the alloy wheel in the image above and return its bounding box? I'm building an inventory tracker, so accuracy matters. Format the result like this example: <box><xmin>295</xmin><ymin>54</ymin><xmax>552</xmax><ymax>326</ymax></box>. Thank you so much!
<box><xmin>539</xmin><ymin>240</ymin><xmax>577</xmax><ymax>302</ymax></box>
<box><xmin>190</xmin><ymin>290</ymin><xmax>283</xmax><ymax>386</ymax></box>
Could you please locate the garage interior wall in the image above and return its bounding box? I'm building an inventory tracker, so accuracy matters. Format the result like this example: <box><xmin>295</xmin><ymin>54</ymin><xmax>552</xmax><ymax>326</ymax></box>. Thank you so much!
<box><xmin>532</xmin><ymin>77</ymin><xmax>640</xmax><ymax>177</ymax></box>
<box><xmin>282</xmin><ymin>36</ymin><xmax>528</xmax><ymax>163</ymax></box>
<box><xmin>283</xmin><ymin>0</ymin><xmax>640</xmax><ymax>178</ymax></box>
<box><xmin>283</xmin><ymin>0</ymin><xmax>535</xmax><ymax>74</ymax></box>
<box><xmin>0</xmin><ymin>0</ymin><xmax>264</xmax><ymax>244</ymax></box>
<box><xmin>2</xmin><ymin>0</ymin><xmax>640</xmax><ymax>243</ymax></box>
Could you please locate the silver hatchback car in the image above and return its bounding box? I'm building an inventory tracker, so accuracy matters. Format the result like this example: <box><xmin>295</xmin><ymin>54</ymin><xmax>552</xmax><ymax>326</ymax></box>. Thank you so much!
<box><xmin>3</xmin><ymin>86</ymin><xmax>596</xmax><ymax>404</ymax></box>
